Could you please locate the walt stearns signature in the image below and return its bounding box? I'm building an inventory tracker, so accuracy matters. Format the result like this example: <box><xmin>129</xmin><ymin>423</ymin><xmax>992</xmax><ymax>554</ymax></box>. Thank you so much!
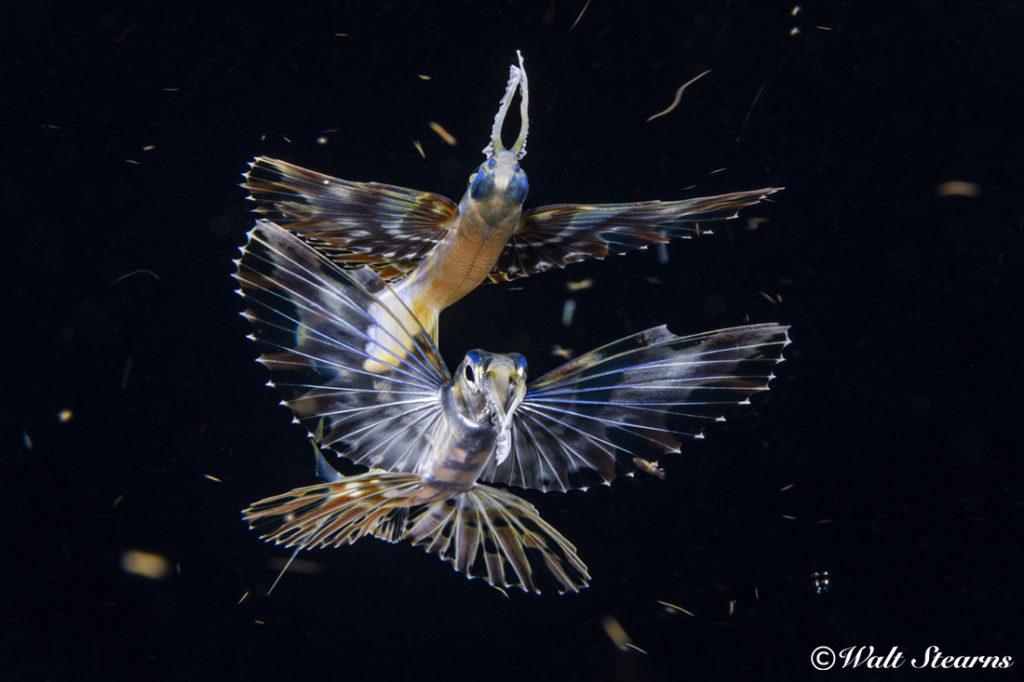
<box><xmin>811</xmin><ymin>645</ymin><xmax>1013</xmax><ymax>672</ymax></box>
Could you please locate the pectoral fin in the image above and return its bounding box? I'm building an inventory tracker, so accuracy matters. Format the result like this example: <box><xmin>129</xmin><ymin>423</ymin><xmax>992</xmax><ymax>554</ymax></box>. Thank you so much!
<box><xmin>244</xmin><ymin>156</ymin><xmax>458</xmax><ymax>282</ymax></box>
<box><xmin>487</xmin><ymin>187</ymin><xmax>782</xmax><ymax>282</ymax></box>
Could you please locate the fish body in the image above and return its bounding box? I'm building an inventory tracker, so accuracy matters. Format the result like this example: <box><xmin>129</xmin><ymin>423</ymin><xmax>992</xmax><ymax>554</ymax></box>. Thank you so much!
<box><xmin>235</xmin><ymin>220</ymin><xmax>790</xmax><ymax>594</ymax></box>
<box><xmin>243</xmin><ymin>51</ymin><xmax>781</xmax><ymax>364</ymax></box>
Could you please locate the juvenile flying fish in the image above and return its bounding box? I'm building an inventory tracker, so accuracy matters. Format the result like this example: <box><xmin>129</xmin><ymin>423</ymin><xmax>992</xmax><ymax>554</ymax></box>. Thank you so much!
<box><xmin>243</xmin><ymin>51</ymin><xmax>781</xmax><ymax>362</ymax></box>
<box><xmin>234</xmin><ymin>221</ymin><xmax>790</xmax><ymax>594</ymax></box>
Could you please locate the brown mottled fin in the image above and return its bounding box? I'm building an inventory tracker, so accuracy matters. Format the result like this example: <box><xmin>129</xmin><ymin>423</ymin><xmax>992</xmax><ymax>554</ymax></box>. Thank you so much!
<box><xmin>406</xmin><ymin>484</ymin><xmax>590</xmax><ymax>595</ymax></box>
<box><xmin>243</xmin><ymin>156</ymin><xmax>458</xmax><ymax>282</ymax></box>
<box><xmin>243</xmin><ymin>472</ymin><xmax>422</xmax><ymax>549</ymax></box>
<box><xmin>487</xmin><ymin>187</ymin><xmax>783</xmax><ymax>282</ymax></box>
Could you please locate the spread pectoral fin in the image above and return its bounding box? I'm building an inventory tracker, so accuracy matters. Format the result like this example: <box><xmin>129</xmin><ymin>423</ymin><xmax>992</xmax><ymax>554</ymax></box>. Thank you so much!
<box><xmin>244</xmin><ymin>156</ymin><xmax>458</xmax><ymax>282</ymax></box>
<box><xmin>479</xmin><ymin>323</ymin><xmax>791</xmax><ymax>492</ymax></box>
<box><xmin>234</xmin><ymin>220</ymin><xmax>450</xmax><ymax>474</ymax></box>
<box><xmin>488</xmin><ymin>188</ymin><xmax>782</xmax><ymax>282</ymax></box>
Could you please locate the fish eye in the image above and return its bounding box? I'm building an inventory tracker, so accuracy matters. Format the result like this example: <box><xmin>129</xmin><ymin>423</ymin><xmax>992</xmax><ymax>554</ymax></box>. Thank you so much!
<box><xmin>505</xmin><ymin>171</ymin><xmax>529</xmax><ymax>203</ymax></box>
<box><xmin>464</xmin><ymin>363</ymin><xmax>475</xmax><ymax>383</ymax></box>
<box><xmin>470</xmin><ymin>170</ymin><xmax>495</xmax><ymax>200</ymax></box>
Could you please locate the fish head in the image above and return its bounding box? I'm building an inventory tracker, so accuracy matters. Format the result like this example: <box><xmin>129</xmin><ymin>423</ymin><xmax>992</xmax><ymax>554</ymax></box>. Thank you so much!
<box><xmin>466</xmin><ymin>151</ymin><xmax>529</xmax><ymax>207</ymax></box>
<box><xmin>464</xmin><ymin>50</ymin><xmax>530</xmax><ymax>218</ymax></box>
<box><xmin>452</xmin><ymin>349</ymin><xmax>528</xmax><ymax>428</ymax></box>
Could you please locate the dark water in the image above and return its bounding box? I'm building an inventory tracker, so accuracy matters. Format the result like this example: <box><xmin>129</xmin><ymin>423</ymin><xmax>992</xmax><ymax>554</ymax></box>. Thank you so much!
<box><xmin>8</xmin><ymin>2</ymin><xmax>1022</xmax><ymax>680</ymax></box>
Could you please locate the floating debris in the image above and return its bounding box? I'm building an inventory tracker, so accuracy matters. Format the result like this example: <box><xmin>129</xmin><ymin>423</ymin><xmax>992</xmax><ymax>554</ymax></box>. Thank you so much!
<box><xmin>657</xmin><ymin>600</ymin><xmax>695</xmax><ymax>617</ymax></box>
<box><xmin>759</xmin><ymin>291</ymin><xmax>782</xmax><ymax>305</ymax></box>
<box><xmin>550</xmin><ymin>344</ymin><xmax>574</xmax><ymax>360</ymax></box>
<box><xmin>121</xmin><ymin>549</ymin><xmax>171</xmax><ymax>580</ymax></box>
<box><xmin>281</xmin><ymin>135</ymin><xmax>293</xmax><ymax>144</ymax></box>
<box><xmin>644</xmin><ymin>275</ymin><xmax>663</xmax><ymax>284</ymax></box>
<box><xmin>333</xmin><ymin>32</ymin><xmax>348</xmax><ymax>38</ymax></box>
<box><xmin>624</xmin><ymin>643</ymin><xmax>648</xmax><ymax>655</ymax></box>
<box><xmin>57</xmin><ymin>409</ymin><xmax>74</xmax><ymax>424</ymax></box>
<box><xmin>632</xmin><ymin>457</ymin><xmax>666</xmax><ymax>480</ymax></box>
<box><xmin>316</xmin><ymin>136</ymin><xmax>329</xmax><ymax>145</ymax></box>
<box><xmin>728</xmin><ymin>599</ymin><xmax>737</xmax><ymax>616</ymax></box>
<box><xmin>428</xmin><ymin>121</ymin><xmax>457</xmax><ymax>146</ymax></box>
<box><xmin>112</xmin><ymin>494</ymin><xmax>125</xmax><ymax>509</ymax></box>
<box><xmin>789</xmin><ymin>26</ymin><xmax>801</xmax><ymax>37</ymax></box>
<box><xmin>569</xmin><ymin>0</ymin><xmax>593</xmax><ymax>32</ymax></box>
<box><xmin>413</xmin><ymin>140</ymin><xmax>426</xmax><ymax>158</ymax></box>
<box><xmin>561</xmin><ymin>299</ymin><xmax>577</xmax><ymax>327</ymax></box>
<box><xmin>125</xmin><ymin>159</ymin><xmax>141</xmax><ymax>165</ymax></box>
<box><xmin>266</xmin><ymin>556</ymin><xmax>323</xmax><ymax>575</ymax></box>
<box><xmin>816</xmin><ymin>518</ymin><xmax>834</xmax><ymax>525</ymax></box>
<box><xmin>791</xmin><ymin>5</ymin><xmax>801</xmax><ymax>16</ymax></box>
<box><xmin>646</xmin><ymin>70</ymin><xmax>712</xmax><ymax>122</ymax></box>
<box><xmin>736</xmin><ymin>81</ymin><xmax>768</xmax><ymax>142</ymax></box>
<box><xmin>142</xmin><ymin>144</ymin><xmax>156</xmax><ymax>152</ymax></box>
<box><xmin>565</xmin><ymin>278</ymin><xmax>594</xmax><ymax>292</ymax></box>
<box><xmin>779</xmin><ymin>482</ymin><xmax>795</xmax><ymax>492</ymax></box>
<box><xmin>161</xmin><ymin>87</ymin><xmax>180</xmax><ymax>92</ymax></box>
<box><xmin>754</xmin><ymin>587</ymin><xmax>760</xmax><ymax>600</ymax></box>
<box><xmin>238</xmin><ymin>590</ymin><xmax>250</xmax><ymax>605</ymax></box>
<box><xmin>109</xmin><ymin>268</ymin><xmax>161</xmax><ymax>285</ymax></box>
<box><xmin>746</xmin><ymin>217</ymin><xmax>770</xmax><ymax>231</ymax></box>
<box><xmin>203</xmin><ymin>473</ymin><xmax>223</xmax><ymax>483</ymax></box>
<box><xmin>120</xmin><ymin>358</ymin><xmax>134</xmax><ymax>389</ymax></box>
<box><xmin>254</xmin><ymin>619</ymin><xmax>266</xmax><ymax>625</ymax></box>
<box><xmin>816</xmin><ymin>25</ymin><xmax>834</xmax><ymax>31</ymax></box>
<box><xmin>811</xmin><ymin>570</ymin><xmax>832</xmax><ymax>595</ymax></box>
<box><xmin>417</xmin><ymin>74</ymin><xmax>432</xmax><ymax>81</ymax></box>
<box><xmin>22</xmin><ymin>431</ymin><xmax>33</xmax><ymax>450</ymax></box>
<box><xmin>781</xmin><ymin>514</ymin><xmax>797</xmax><ymax>520</ymax></box>
<box><xmin>709</xmin><ymin>167</ymin><xmax>728</xmax><ymax>175</ymax></box>
<box><xmin>600</xmin><ymin>615</ymin><xmax>640</xmax><ymax>652</ymax></box>
<box><xmin>657</xmin><ymin>242</ymin><xmax>670</xmax><ymax>265</ymax></box>
<box><xmin>935</xmin><ymin>180</ymin><xmax>981</xmax><ymax>198</ymax></box>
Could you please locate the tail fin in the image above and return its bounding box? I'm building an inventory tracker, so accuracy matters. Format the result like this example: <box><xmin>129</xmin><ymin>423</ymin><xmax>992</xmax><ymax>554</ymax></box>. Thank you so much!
<box><xmin>406</xmin><ymin>484</ymin><xmax>590</xmax><ymax>595</ymax></box>
<box><xmin>243</xmin><ymin>472</ymin><xmax>421</xmax><ymax>550</ymax></box>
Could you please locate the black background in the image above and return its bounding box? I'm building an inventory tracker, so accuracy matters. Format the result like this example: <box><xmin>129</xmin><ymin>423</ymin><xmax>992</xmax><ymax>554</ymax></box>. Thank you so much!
<box><xmin>7</xmin><ymin>1</ymin><xmax>1023</xmax><ymax>680</ymax></box>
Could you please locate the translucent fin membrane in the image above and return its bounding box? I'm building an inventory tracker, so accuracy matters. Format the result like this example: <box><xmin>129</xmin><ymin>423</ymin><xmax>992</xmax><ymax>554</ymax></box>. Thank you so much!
<box><xmin>480</xmin><ymin>323</ymin><xmax>791</xmax><ymax>492</ymax></box>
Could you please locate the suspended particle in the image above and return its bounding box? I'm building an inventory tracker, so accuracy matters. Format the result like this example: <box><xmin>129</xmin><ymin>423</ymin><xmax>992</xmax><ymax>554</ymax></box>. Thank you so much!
<box><xmin>562</xmin><ymin>299</ymin><xmax>577</xmax><ymax>327</ymax></box>
<box><xmin>811</xmin><ymin>570</ymin><xmax>832</xmax><ymax>596</ymax></box>
<box><xmin>428</xmin><ymin>121</ymin><xmax>457</xmax><ymax>146</ymax></box>
<box><xmin>657</xmin><ymin>600</ymin><xmax>695</xmax><ymax>617</ymax></box>
<box><xmin>121</xmin><ymin>549</ymin><xmax>172</xmax><ymax>580</ymax></box>
<box><xmin>565</xmin><ymin>278</ymin><xmax>594</xmax><ymax>292</ymax></box>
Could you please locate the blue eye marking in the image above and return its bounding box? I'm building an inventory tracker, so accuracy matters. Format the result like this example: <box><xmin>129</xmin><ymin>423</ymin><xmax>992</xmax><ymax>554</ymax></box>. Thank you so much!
<box><xmin>486</xmin><ymin>159</ymin><xmax>497</xmax><ymax>169</ymax></box>
<box><xmin>470</xmin><ymin>170</ymin><xmax>495</xmax><ymax>199</ymax></box>
<box><xmin>505</xmin><ymin>171</ymin><xmax>529</xmax><ymax>203</ymax></box>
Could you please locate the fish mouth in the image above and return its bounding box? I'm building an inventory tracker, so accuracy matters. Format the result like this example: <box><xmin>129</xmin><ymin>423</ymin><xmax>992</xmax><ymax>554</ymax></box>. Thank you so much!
<box><xmin>483</xmin><ymin>50</ymin><xmax>529</xmax><ymax>160</ymax></box>
<box><xmin>481</xmin><ymin>369</ymin><xmax>525</xmax><ymax>429</ymax></box>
